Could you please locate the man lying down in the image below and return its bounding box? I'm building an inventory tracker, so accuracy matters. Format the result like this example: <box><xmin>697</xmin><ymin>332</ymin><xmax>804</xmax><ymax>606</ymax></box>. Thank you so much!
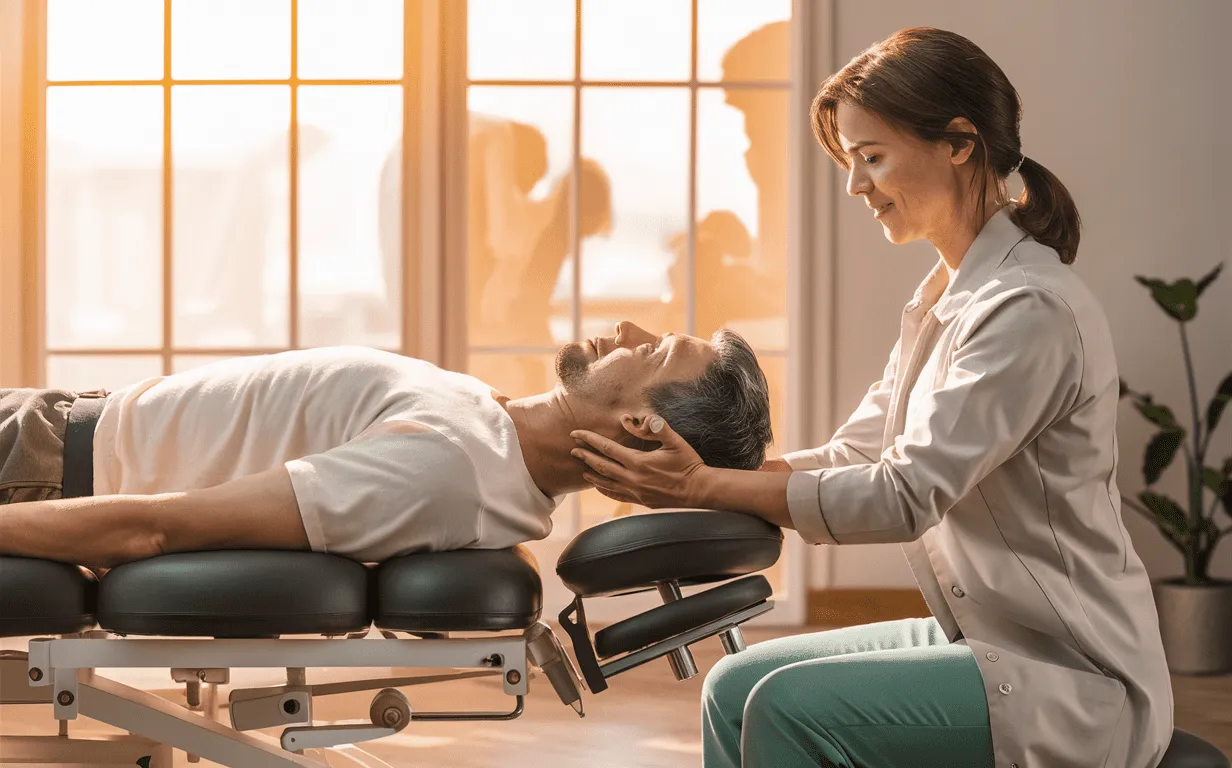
<box><xmin>0</xmin><ymin>322</ymin><xmax>772</xmax><ymax>570</ymax></box>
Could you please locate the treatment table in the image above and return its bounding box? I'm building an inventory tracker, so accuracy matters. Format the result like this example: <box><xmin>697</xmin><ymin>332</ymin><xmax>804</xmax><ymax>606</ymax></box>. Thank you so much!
<box><xmin>1</xmin><ymin>509</ymin><xmax>1226</xmax><ymax>767</ymax></box>
<box><xmin>0</xmin><ymin>510</ymin><xmax>781</xmax><ymax>767</ymax></box>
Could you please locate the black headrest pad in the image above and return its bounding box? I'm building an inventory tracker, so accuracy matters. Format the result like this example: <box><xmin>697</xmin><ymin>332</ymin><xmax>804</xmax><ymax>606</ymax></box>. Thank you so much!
<box><xmin>0</xmin><ymin>556</ymin><xmax>97</xmax><ymax>638</ymax></box>
<box><xmin>556</xmin><ymin>510</ymin><xmax>782</xmax><ymax>597</ymax></box>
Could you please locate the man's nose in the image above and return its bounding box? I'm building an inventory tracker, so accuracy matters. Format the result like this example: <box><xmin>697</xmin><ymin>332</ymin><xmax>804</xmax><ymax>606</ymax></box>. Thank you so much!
<box><xmin>614</xmin><ymin>321</ymin><xmax>656</xmax><ymax>347</ymax></box>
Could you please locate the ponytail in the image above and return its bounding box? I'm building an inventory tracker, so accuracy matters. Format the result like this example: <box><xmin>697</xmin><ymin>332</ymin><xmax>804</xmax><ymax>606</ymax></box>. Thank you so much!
<box><xmin>1011</xmin><ymin>156</ymin><xmax>1081</xmax><ymax>264</ymax></box>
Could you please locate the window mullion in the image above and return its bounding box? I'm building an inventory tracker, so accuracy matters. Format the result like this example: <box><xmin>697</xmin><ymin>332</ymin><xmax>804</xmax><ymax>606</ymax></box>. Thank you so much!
<box><xmin>289</xmin><ymin>0</ymin><xmax>300</xmax><ymax>350</ymax></box>
<box><xmin>161</xmin><ymin>0</ymin><xmax>172</xmax><ymax>375</ymax></box>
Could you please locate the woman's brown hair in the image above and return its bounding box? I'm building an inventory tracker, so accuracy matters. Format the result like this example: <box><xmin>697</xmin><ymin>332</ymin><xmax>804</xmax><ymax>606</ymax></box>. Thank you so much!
<box><xmin>811</xmin><ymin>27</ymin><xmax>1081</xmax><ymax>263</ymax></box>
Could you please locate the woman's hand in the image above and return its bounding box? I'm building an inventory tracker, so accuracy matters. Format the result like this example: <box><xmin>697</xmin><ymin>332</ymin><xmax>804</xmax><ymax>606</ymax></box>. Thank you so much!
<box><xmin>570</xmin><ymin>415</ymin><xmax>708</xmax><ymax>509</ymax></box>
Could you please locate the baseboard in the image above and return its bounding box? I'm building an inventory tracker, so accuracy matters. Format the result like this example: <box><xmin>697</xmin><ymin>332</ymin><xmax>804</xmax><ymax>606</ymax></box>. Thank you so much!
<box><xmin>807</xmin><ymin>588</ymin><xmax>931</xmax><ymax>626</ymax></box>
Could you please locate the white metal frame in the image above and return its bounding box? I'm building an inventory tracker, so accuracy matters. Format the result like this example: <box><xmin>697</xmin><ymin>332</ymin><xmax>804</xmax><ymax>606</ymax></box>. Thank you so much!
<box><xmin>0</xmin><ymin>631</ymin><xmax>532</xmax><ymax>768</ymax></box>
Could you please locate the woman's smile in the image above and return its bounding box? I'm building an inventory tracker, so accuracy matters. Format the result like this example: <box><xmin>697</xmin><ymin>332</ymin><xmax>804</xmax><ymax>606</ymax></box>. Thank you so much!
<box><xmin>873</xmin><ymin>202</ymin><xmax>894</xmax><ymax>219</ymax></box>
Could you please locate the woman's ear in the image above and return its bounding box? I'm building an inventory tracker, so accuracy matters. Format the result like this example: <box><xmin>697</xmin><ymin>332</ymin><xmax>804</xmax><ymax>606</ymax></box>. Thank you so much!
<box><xmin>944</xmin><ymin>116</ymin><xmax>979</xmax><ymax>164</ymax></box>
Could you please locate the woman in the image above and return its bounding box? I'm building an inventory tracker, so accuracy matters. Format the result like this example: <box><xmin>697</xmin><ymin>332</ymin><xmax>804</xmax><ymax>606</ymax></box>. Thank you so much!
<box><xmin>570</xmin><ymin>27</ymin><xmax>1173</xmax><ymax>768</ymax></box>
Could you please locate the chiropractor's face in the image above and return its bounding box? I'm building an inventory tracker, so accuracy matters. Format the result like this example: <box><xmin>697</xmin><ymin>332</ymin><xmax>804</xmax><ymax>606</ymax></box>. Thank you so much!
<box><xmin>835</xmin><ymin>101</ymin><xmax>976</xmax><ymax>246</ymax></box>
<box><xmin>555</xmin><ymin>321</ymin><xmax>716</xmax><ymax>425</ymax></box>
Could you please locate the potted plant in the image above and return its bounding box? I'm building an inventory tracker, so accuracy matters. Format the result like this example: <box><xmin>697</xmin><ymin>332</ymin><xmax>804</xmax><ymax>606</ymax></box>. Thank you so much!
<box><xmin>1119</xmin><ymin>263</ymin><xmax>1232</xmax><ymax>675</ymax></box>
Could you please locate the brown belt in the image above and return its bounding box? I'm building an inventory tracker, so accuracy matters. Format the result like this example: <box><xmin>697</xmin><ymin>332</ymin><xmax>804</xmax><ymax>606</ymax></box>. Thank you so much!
<box><xmin>62</xmin><ymin>392</ymin><xmax>106</xmax><ymax>499</ymax></box>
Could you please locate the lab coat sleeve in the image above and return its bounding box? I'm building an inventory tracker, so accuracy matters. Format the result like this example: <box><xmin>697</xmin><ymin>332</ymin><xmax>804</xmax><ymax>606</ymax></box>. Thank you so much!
<box><xmin>780</xmin><ymin>340</ymin><xmax>900</xmax><ymax>472</ymax></box>
<box><xmin>786</xmin><ymin>288</ymin><xmax>1084</xmax><ymax>545</ymax></box>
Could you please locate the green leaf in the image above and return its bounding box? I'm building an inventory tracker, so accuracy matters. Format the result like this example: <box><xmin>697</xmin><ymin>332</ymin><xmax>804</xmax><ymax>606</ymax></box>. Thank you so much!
<box><xmin>1195</xmin><ymin>263</ymin><xmax>1223</xmax><ymax>296</ymax></box>
<box><xmin>1206</xmin><ymin>372</ymin><xmax>1232</xmax><ymax>434</ymax></box>
<box><xmin>1144</xmin><ymin>431</ymin><xmax>1184</xmax><ymax>484</ymax></box>
<box><xmin>1140</xmin><ymin>491</ymin><xmax>1189</xmax><ymax>548</ymax></box>
<box><xmin>1202</xmin><ymin>466</ymin><xmax>1228</xmax><ymax>496</ymax></box>
<box><xmin>1134</xmin><ymin>275</ymin><xmax>1199</xmax><ymax>321</ymax></box>
<box><xmin>1134</xmin><ymin>399</ymin><xmax>1182</xmax><ymax>432</ymax></box>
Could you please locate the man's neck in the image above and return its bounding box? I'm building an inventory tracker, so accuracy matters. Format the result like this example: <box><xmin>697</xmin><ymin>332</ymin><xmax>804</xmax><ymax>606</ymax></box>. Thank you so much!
<box><xmin>497</xmin><ymin>390</ymin><xmax>591</xmax><ymax>499</ymax></box>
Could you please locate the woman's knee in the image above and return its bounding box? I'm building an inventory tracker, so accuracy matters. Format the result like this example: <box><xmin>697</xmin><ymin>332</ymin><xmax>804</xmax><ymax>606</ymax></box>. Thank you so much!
<box><xmin>702</xmin><ymin>650</ymin><xmax>767</xmax><ymax>710</ymax></box>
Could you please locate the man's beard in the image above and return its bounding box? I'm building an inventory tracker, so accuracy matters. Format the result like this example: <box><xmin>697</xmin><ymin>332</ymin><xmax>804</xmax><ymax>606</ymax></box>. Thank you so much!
<box><xmin>554</xmin><ymin>342</ymin><xmax>591</xmax><ymax>392</ymax></box>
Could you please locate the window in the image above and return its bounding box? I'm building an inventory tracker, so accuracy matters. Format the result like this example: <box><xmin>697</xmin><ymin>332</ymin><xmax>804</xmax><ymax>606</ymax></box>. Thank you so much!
<box><xmin>463</xmin><ymin>0</ymin><xmax>793</xmax><ymax>536</ymax></box>
<box><xmin>40</xmin><ymin>0</ymin><xmax>409</xmax><ymax>390</ymax></box>
<box><xmin>22</xmin><ymin>0</ymin><xmax>811</xmax><ymax>621</ymax></box>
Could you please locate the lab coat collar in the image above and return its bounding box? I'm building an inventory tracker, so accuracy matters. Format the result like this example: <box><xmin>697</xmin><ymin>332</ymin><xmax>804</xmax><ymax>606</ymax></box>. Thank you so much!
<box><xmin>905</xmin><ymin>205</ymin><xmax>1032</xmax><ymax>324</ymax></box>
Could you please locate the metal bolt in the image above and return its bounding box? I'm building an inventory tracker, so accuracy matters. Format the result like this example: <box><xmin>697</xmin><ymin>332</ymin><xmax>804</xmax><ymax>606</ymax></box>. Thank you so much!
<box><xmin>57</xmin><ymin>690</ymin><xmax>75</xmax><ymax>706</ymax></box>
<box><xmin>28</xmin><ymin>668</ymin><xmax>43</xmax><ymax>682</ymax></box>
<box><xmin>505</xmin><ymin>669</ymin><xmax>522</xmax><ymax>685</ymax></box>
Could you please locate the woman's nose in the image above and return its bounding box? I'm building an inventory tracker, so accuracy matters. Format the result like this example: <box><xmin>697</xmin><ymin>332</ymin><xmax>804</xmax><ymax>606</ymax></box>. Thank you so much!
<box><xmin>846</xmin><ymin>166</ymin><xmax>872</xmax><ymax>197</ymax></box>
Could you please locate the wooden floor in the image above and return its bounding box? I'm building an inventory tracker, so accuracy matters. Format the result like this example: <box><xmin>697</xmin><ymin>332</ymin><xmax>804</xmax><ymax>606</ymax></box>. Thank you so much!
<box><xmin>2</xmin><ymin>626</ymin><xmax>1230</xmax><ymax>767</ymax></box>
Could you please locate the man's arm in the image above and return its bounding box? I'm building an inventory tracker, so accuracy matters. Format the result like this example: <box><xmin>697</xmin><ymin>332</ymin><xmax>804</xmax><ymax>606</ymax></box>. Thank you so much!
<box><xmin>0</xmin><ymin>466</ymin><xmax>310</xmax><ymax>570</ymax></box>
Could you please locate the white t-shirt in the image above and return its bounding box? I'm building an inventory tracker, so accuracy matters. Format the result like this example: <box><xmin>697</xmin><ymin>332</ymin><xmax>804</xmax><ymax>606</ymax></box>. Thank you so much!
<box><xmin>92</xmin><ymin>346</ymin><xmax>563</xmax><ymax>561</ymax></box>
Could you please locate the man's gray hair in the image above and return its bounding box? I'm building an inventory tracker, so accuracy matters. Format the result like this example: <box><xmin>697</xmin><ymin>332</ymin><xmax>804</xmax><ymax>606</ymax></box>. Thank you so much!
<box><xmin>646</xmin><ymin>329</ymin><xmax>773</xmax><ymax>470</ymax></box>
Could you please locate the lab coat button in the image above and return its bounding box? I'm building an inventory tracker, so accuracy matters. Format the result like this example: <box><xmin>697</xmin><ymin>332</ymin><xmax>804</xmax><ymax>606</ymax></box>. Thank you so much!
<box><xmin>951</xmin><ymin>585</ymin><xmax>965</xmax><ymax>597</ymax></box>
<box><xmin>999</xmin><ymin>683</ymin><xmax>1012</xmax><ymax>694</ymax></box>
<box><xmin>986</xmin><ymin>652</ymin><xmax>999</xmax><ymax>662</ymax></box>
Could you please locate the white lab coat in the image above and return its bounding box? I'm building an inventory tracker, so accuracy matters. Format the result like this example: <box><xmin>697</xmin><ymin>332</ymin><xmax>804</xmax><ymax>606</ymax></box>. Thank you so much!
<box><xmin>782</xmin><ymin>207</ymin><xmax>1173</xmax><ymax>768</ymax></box>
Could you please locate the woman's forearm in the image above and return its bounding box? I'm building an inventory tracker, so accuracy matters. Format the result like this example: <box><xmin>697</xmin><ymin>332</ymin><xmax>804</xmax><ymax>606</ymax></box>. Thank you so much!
<box><xmin>0</xmin><ymin>495</ymin><xmax>168</xmax><ymax>569</ymax></box>
<box><xmin>690</xmin><ymin>466</ymin><xmax>795</xmax><ymax>529</ymax></box>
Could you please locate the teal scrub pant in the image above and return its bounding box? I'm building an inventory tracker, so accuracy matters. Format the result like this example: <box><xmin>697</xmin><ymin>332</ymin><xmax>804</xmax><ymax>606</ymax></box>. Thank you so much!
<box><xmin>701</xmin><ymin>617</ymin><xmax>995</xmax><ymax>767</ymax></box>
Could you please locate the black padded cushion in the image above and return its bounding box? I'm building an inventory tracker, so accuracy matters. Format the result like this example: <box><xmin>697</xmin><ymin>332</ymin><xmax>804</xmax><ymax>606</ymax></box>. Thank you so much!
<box><xmin>0</xmin><ymin>557</ymin><xmax>97</xmax><ymax>638</ymax></box>
<box><xmin>98</xmin><ymin>551</ymin><xmax>370</xmax><ymax>637</ymax></box>
<box><xmin>1159</xmin><ymin>729</ymin><xmax>1230</xmax><ymax>768</ymax></box>
<box><xmin>556</xmin><ymin>511</ymin><xmax>782</xmax><ymax>598</ymax></box>
<box><xmin>594</xmin><ymin>575</ymin><xmax>771</xmax><ymax>658</ymax></box>
<box><xmin>376</xmin><ymin>546</ymin><xmax>541</xmax><ymax>632</ymax></box>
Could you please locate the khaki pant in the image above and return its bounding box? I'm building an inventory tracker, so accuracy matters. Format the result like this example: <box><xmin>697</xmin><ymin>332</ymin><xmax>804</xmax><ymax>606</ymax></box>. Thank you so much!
<box><xmin>0</xmin><ymin>388</ymin><xmax>79</xmax><ymax>504</ymax></box>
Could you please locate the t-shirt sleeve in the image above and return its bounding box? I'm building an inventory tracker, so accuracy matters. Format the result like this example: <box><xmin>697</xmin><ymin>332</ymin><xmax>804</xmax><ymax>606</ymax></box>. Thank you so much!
<box><xmin>284</xmin><ymin>422</ymin><xmax>483</xmax><ymax>562</ymax></box>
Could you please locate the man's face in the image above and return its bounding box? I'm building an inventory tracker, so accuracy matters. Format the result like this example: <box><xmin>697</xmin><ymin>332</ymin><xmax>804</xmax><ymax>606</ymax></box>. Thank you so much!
<box><xmin>555</xmin><ymin>321</ymin><xmax>717</xmax><ymax>418</ymax></box>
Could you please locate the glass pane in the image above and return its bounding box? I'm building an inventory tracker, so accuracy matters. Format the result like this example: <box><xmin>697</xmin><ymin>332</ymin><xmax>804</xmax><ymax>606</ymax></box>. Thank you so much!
<box><xmin>758</xmin><ymin>352</ymin><xmax>787</xmax><ymax>460</ymax></box>
<box><xmin>298</xmin><ymin>0</ymin><xmax>403</xmax><ymax>79</ymax></box>
<box><xmin>172</xmin><ymin>86</ymin><xmax>290</xmax><ymax>348</ymax></box>
<box><xmin>298</xmin><ymin>86</ymin><xmax>403</xmax><ymax>349</ymax></box>
<box><xmin>581</xmin><ymin>0</ymin><xmax>690</xmax><ymax>82</ymax></box>
<box><xmin>47</xmin><ymin>0</ymin><xmax>164</xmax><ymax>81</ymax></box>
<box><xmin>46</xmin><ymin>355</ymin><xmax>163</xmax><ymax>392</ymax></box>
<box><xmin>697</xmin><ymin>0</ymin><xmax>790</xmax><ymax>82</ymax></box>
<box><xmin>46</xmin><ymin>87</ymin><xmax>163</xmax><ymax>350</ymax></box>
<box><xmin>695</xmin><ymin>88</ymin><xmax>788</xmax><ymax>349</ymax></box>
<box><xmin>468</xmin><ymin>0</ymin><xmax>575</xmax><ymax>82</ymax></box>
<box><xmin>171</xmin><ymin>0</ymin><xmax>290</xmax><ymax>79</ymax></box>
<box><xmin>172</xmin><ymin>354</ymin><xmax>256</xmax><ymax>373</ymax></box>
<box><xmin>579</xmin><ymin>89</ymin><xmax>687</xmax><ymax>337</ymax></box>
<box><xmin>466</xmin><ymin>354</ymin><xmax>556</xmax><ymax>403</ymax></box>
<box><xmin>466</xmin><ymin>87</ymin><xmax>577</xmax><ymax>348</ymax></box>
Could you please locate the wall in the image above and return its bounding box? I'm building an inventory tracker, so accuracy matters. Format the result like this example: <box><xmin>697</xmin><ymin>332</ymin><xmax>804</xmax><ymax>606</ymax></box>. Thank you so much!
<box><xmin>812</xmin><ymin>0</ymin><xmax>1232</xmax><ymax>588</ymax></box>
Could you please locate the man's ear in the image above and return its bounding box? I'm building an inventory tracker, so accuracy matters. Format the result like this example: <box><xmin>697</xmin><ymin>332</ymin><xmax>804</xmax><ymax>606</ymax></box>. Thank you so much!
<box><xmin>618</xmin><ymin>411</ymin><xmax>661</xmax><ymax>451</ymax></box>
<box><xmin>944</xmin><ymin>117</ymin><xmax>979</xmax><ymax>165</ymax></box>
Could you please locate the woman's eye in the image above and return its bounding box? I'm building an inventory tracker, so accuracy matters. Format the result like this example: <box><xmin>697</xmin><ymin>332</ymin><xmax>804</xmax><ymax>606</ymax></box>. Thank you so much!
<box><xmin>862</xmin><ymin>154</ymin><xmax>879</xmax><ymax>165</ymax></box>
